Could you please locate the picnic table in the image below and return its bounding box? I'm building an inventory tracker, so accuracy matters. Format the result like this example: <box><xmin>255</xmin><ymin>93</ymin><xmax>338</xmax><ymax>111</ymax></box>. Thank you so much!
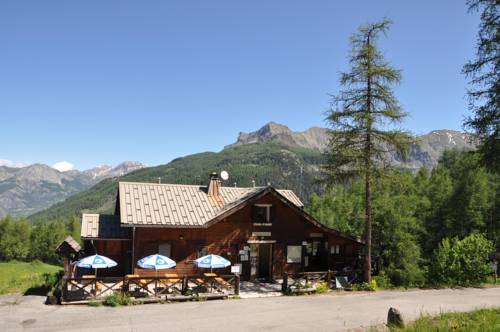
<box><xmin>203</xmin><ymin>273</ymin><xmax>217</xmax><ymax>277</ymax></box>
<box><xmin>202</xmin><ymin>273</ymin><xmax>232</xmax><ymax>292</ymax></box>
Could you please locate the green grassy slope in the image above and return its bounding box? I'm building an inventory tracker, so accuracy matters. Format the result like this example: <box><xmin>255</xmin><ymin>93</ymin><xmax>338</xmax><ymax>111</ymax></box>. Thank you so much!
<box><xmin>394</xmin><ymin>307</ymin><xmax>500</xmax><ymax>331</ymax></box>
<box><xmin>0</xmin><ymin>261</ymin><xmax>62</xmax><ymax>295</ymax></box>
<box><xmin>30</xmin><ymin>142</ymin><xmax>325</xmax><ymax>222</ymax></box>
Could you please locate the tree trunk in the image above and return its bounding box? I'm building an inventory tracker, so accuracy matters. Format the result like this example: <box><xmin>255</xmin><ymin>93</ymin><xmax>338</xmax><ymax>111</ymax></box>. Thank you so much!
<box><xmin>364</xmin><ymin>31</ymin><xmax>373</xmax><ymax>283</ymax></box>
<box><xmin>364</xmin><ymin>169</ymin><xmax>372</xmax><ymax>283</ymax></box>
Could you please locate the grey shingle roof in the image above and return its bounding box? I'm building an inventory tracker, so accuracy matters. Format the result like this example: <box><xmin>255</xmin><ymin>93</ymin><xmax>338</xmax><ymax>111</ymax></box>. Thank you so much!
<box><xmin>118</xmin><ymin>181</ymin><xmax>303</xmax><ymax>227</ymax></box>
<box><xmin>81</xmin><ymin>214</ymin><xmax>132</xmax><ymax>239</ymax></box>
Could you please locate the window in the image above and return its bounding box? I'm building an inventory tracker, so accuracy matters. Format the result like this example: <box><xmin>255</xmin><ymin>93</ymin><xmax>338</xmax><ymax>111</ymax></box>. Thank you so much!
<box><xmin>252</xmin><ymin>204</ymin><xmax>275</xmax><ymax>223</ymax></box>
<box><xmin>330</xmin><ymin>244</ymin><xmax>340</xmax><ymax>255</ymax></box>
<box><xmin>286</xmin><ymin>245</ymin><xmax>302</xmax><ymax>263</ymax></box>
<box><xmin>158</xmin><ymin>243</ymin><xmax>172</xmax><ymax>257</ymax></box>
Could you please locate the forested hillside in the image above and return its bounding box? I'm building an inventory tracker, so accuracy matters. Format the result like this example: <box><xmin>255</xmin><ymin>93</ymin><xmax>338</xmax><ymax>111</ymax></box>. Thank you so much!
<box><xmin>307</xmin><ymin>150</ymin><xmax>499</xmax><ymax>287</ymax></box>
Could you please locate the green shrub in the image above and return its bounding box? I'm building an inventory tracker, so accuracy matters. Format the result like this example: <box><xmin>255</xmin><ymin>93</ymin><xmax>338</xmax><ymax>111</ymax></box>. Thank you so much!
<box><xmin>352</xmin><ymin>281</ymin><xmax>376</xmax><ymax>291</ymax></box>
<box><xmin>374</xmin><ymin>272</ymin><xmax>393</xmax><ymax>289</ymax></box>
<box><xmin>315</xmin><ymin>282</ymin><xmax>330</xmax><ymax>294</ymax></box>
<box><xmin>103</xmin><ymin>293</ymin><xmax>131</xmax><ymax>307</ymax></box>
<box><xmin>429</xmin><ymin>233</ymin><xmax>494</xmax><ymax>286</ymax></box>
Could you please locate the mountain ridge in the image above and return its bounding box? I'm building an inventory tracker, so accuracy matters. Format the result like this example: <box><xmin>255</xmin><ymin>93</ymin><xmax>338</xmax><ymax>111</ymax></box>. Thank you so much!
<box><xmin>225</xmin><ymin>122</ymin><xmax>474</xmax><ymax>169</ymax></box>
<box><xmin>1</xmin><ymin>122</ymin><xmax>475</xmax><ymax>220</ymax></box>
<box><xmin>29</xmin><ymin>122</ymin><xmax>475</xmax><ymax>222</ymax></box>
<box><xmin>0</xmin><ymin>161</ymin><xmax>144</xmax><ymax>218</ymax></box>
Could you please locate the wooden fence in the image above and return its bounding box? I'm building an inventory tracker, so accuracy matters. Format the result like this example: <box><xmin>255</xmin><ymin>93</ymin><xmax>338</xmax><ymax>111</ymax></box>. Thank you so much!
<box><xmin>62</xmin><ymin>274</ymin><xmax>240</xmax><ymax>302</ymax></box>
<box><xmin>281</xmin><ymin>271</ymin><xmax>333</xmax><ymax>293</ymax></box>
<box><xmin>62</xmin><ymin>271</ymin><xmax>337</xmax><ymax>301</ymax></box>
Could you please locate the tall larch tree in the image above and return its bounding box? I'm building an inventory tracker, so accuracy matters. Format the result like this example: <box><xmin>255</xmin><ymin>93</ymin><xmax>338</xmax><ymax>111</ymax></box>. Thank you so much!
<box><xmin>325</xmin><ymin>19</ymin><xmax>412</xmax><ymax>282</ymax></box>
<box><xmin>463</xmin><ymin>0</ymin><xmax>499</xmax><ymax>172</ymax></box>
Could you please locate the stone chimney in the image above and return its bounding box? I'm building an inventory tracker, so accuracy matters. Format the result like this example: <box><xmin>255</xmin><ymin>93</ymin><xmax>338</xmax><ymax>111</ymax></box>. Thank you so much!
<box><xmin>207</xmin><ymin>172</ymin><xmax>223</xmax><ymax>205</ymax></box>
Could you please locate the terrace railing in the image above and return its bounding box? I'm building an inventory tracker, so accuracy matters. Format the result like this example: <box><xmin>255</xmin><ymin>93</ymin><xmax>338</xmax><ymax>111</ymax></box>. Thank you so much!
<box><xmin>63</xmin><ymin>276</ymin><xmax>125</xmax><ymax>301</ymax></box>
<box><xmin>184</xmin><ymin>274</ymin><xmax>239</xmax><ymax>296</ymax></box>
<box><xmin>126</xmin><ymin>275</ymin><xmax>184</xmax><ymax>298</ymax></box>
<box><xmin>281</xmin><ymin>270</ymin><xmax>333</xmax><ymax>293</ymax></box>
<box><xmin>62</xmin><ymin>273</ymin><xmax>240</xmax><ymax>302</ymax></box>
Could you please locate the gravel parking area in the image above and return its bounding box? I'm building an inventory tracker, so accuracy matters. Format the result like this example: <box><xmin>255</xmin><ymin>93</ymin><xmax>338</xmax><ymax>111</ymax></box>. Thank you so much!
<box><xmin>1</xmin><ymin>287</ymin><xmax>499</xmax><ymax>331</ymax></box>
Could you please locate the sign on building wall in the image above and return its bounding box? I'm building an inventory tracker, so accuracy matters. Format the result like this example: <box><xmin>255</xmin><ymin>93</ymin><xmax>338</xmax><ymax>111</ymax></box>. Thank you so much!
<box><xmin>252</xmin><ymin>232</ymin><xmax>271</xmax><ymax>237</ymax></box>
<box><xmin>231</xmin><ymin>264</ymin><xmax>242</xmax><ymax>275</ymax></box>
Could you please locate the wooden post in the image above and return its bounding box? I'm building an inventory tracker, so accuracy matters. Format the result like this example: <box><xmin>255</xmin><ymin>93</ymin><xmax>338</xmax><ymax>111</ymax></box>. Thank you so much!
<box><xmin>123</xmin><ymin>276</ymin><xmax>129</xmax><ymax>294</ymax></box>
<box><xmin>326</xmin><ymin>270</ymin><xmax>332</xmax><ymax>289</ymax></box>
<box><xmin>282</xmin><ymin>272</ymin><xmax>288</xmax><ymax>292</ymax></box>
<box><xmin>234</xmin><ymin>275</ymin><xmax>240</xmax><ymax>295</ymax></box>
<box><xmin>61</xmin><ymin>276</ymin><xmax>68</xmax><ymax>302</ymax></box>
<box><xmin>182</xmin><ymin>276</ymin><xmax>188</xmax><ymax>295</ymax></box>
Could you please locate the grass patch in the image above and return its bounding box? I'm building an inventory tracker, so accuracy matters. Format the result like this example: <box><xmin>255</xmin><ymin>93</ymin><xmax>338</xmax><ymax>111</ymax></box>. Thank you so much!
<box><xmin>0</xmin><ymin>260</ymin><xmax>62</xmax><ymax>295</ymax></box>
<box><xmin>88</xmin><ymin>300</ymin><xmax>102</xmax><ymax>307</ymax></box>
<box><xmin>391</xmin><ymin>307</ymin><xmax>500</xmax><ymax>331</ymax></box>
<box><xmin>102</xmin><ymin>293</ymin><xmax>132</xmax><ymax>307</ymax></box>
<box><xmin>352</xmin><ymin>280</ymin><xmax>377</xmax><ymax>292</ymax></box>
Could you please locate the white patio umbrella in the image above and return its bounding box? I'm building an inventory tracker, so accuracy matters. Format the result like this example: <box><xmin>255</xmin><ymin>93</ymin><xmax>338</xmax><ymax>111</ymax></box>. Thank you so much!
<box><xmin>193</xmin><ymin>254</ymin><xmax>231</xmax><ymax>270</ymax></box>
<box><xmin>137</xmin><ymin>254</ymin><xmax>176</xmax><ymax>271</ymax></box>
<box><xmin>137</xmin><ymin>254</ymin><xmax>177</xmax><ymax>294</ymax></box>
<box><xmin>76</xmin><ymin>254</ymin><xmax>117</xmax><ymax>276</ymax></box>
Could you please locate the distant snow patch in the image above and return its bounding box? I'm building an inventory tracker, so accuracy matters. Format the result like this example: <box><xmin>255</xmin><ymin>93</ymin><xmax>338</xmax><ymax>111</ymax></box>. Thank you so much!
<box><xmin>52</xmin><ymin>161</ymin><xmax>75</xmax><ymax>172</ymax></box>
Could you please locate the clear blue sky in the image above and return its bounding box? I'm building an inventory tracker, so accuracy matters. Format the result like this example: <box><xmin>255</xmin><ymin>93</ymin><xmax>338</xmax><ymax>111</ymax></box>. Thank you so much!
<box><xmin>0</xmin><ymin>1</ymin><xmax>479</xmax><ymax>170</ymax></box>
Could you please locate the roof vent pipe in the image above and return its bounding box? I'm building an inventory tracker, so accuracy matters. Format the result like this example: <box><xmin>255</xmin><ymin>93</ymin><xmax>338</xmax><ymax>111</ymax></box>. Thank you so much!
<box><xmin>252</xmin><ymin>180</ymin><xmax>255</xmax><ymax>188</ymax></box>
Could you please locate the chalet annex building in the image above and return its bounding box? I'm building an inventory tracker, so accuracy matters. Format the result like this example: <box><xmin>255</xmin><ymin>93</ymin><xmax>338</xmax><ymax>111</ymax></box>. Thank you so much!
<box><xmin>80</xmin><ymin>173</ymin><xmax>363</xmax><ymax>281</ymax></box>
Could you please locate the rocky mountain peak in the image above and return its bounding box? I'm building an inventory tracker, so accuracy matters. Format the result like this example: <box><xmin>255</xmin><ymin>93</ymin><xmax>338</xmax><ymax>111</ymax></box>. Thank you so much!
<box><xmin>83</xmin><ymin>161</ymin><xmax>145</xmax><ymax>180</ymax></box>
<box><xmin>257</xmin><ymin>122</ymin><xmax>293</xmax><ymax>136</ymax></box>
<box><xmin>225</xmin><ymin>122</ymin><xmax>475</xmax><ymax>170</ymax></box>
<box><xmin>226</xmin><ymin>122</ymin><xmax>329</xmax><ymax>151</ymax></box>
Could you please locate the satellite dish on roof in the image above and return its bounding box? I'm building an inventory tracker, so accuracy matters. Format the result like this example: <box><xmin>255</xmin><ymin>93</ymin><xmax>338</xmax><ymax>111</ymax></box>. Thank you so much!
<box><xmin>220</xmin><ymin>170</ymin><xmax>229</xmax><ymax>181</ymax></box>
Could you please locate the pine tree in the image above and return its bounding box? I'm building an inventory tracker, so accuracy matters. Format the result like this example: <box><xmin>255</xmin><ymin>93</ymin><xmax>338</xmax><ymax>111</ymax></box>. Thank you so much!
<box><xmin>463</xmin><ymin>0</ymin><xmax>500</xmax><ymax>172</ymax></box>
<box><xmin>325</xmin><ymin>19</ymin><xmax>412</xmax><ymax>282</ymax></box>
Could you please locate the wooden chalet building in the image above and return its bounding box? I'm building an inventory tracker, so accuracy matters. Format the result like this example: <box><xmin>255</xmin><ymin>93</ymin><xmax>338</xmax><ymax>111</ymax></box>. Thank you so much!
<box><xmin>80</xmin><ymin>173</ymin><xmax>363</xmax><ymax>281</ymax></box>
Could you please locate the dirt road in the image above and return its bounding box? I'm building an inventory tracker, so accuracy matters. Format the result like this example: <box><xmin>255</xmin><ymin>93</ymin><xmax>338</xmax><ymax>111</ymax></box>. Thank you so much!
<box><xmin>1</xmin><ymin>287</ymin><xmax>499</xmax><ymax>331</ymax></box>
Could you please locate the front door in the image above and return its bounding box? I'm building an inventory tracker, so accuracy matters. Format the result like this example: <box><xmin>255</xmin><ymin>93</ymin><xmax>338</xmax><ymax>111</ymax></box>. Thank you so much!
<box><xmin>258</xmin><ymin>243</ymin><xmax>272</xmax><ymax>280</ymax></box>
<box><xmin>306</xmin><ymin>240</ymin><xmax>325</xmax><ymax>271</ymax></box>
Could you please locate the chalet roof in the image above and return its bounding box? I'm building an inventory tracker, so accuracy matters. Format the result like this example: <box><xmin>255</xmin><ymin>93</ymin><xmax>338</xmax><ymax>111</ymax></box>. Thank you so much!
<box><xmin>81</xmin><ymin>214</ymin><xmax>132</xmax><ymax>239</ymax></box>
<box><xmin>55</xmin><ymin>236</ymin><xmax>82</xmax><ymax>255</ymax></box>
<box><xmin>118</xmin><ymin>181</ymin><xmax>303</xmax><ymax>227</ymax></box>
